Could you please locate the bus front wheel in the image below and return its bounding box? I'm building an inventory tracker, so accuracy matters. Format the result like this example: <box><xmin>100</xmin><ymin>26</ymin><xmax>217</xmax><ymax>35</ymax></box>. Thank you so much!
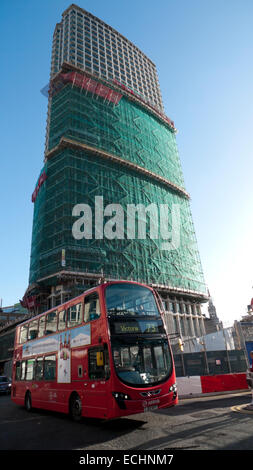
<box><xmin>25</xmin><ymin>391</ymin><xmax>32</xmax><ymax>412</ymax></box>
<box><xmin>69</xmin><ymin>393</ymin><xmax>82</xmax><ymax>422</ymax></box>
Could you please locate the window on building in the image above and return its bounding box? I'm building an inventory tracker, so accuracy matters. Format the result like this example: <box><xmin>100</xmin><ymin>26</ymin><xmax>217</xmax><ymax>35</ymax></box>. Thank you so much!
<box><xmin>186</xmin><ymin>317</ymin><xmax>192</xmax><ymax>337</ymax></box>
<box><xmin>169</xmin><ymin>302</ymin><xmax>174</xmax><ymax>313</ymax></box>
<box><xmin>171</xmin><ymin>315</ymin><xmax>178</xmax><ymax>334</ymax></box>
<box><xmin>197</xmin><ymin>305</ymin><xmax>202</xmax><ymax>316</ymax></box>
<box><xmin>193</xmin><ymin>318</ymin><xmax>200</xmax><ymax>337</ymax></box>
<box><xmin>180</xmin><ymin>317</ymin><xmax>185</xmax><ymax>337</ymax></box>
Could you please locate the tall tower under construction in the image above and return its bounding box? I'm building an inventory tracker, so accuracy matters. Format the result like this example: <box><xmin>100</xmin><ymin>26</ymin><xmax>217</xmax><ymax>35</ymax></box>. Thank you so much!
<box><xmin>24</xmin><ymin>4</ymin><xmax>208</xmax><ymax>340</ymax></box>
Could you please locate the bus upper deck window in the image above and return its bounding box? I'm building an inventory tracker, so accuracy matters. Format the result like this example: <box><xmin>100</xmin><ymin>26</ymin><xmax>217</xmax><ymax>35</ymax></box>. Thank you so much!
<box><xmin>84</xmin><ymin>293</ymin><xmax>100</xmax><ymax>322</ymax></box>
<box><xmin>20</xmin><ymin>325</ymin><xmax>28</xmax><ymax>344</ymax></box>
<box><xmin>38</xmin><ymin>316</ymin><xmax>46</xmax><ymax>338</ymax></box>
<box><xmin>58</xmin><ymin>310</ymin><xmax>66</xmax><ymax>331</ymax></box>
<box><xmin>28</xmin><ymin>319</ymin><xmax>38</xmax><ymax>341</ymax></box>
<box><xmin>67</xmin><ymin>303</ymin><xmax>82</xmax><ymax>328</ymax></box>
<box><xmin>46</xmin><ymin>311</ymin><xmax>57</xmax><ymax>335</ymax></box>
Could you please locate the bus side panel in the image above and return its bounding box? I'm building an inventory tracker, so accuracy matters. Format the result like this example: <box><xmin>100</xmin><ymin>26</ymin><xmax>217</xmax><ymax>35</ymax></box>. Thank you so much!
<box><xmin>71</xmin><ymin>347</ymin><xmax>109</xmax><ymax>419</ymax></box>
<box><xmin>83</xmin><ymin>381</ymin><xmax>109</xmax><ymax>419</ymax></box>
<box><xmin>71</xmin><ymin>348</ymin><xmax>88</xmax><ymax>382</ymax></box>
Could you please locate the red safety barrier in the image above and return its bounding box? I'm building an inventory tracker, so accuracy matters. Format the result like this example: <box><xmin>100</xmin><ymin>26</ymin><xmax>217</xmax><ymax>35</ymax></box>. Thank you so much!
<box><xmin>31</xmin><ymin>170</ymin><xmax>47</xmax><ymax>203</ymax></box>
<box><xmin>50</xmin><ymin>71</ymin><xmax>123</xmax><ymax>105</ymax></box>
<box><xmin>200</xmin><ymin>373</ymin><xmax>248</xmax><ymax>394</ymax></box>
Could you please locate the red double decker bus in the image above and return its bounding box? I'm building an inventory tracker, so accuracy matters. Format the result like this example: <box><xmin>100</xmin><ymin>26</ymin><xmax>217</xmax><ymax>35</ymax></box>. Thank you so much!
<box><xmin>11</xmin><ymin>281</ymin><xmax>177</xmax><ymax>420</ymax></box>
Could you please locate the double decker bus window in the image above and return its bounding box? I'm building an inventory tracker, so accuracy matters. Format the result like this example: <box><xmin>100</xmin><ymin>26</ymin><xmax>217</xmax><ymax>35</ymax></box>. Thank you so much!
<box><xmin>15</xmin><ymin>361</ymin><xmax>21</xmax><ymax>381</ymax></box>
<box><xmin>88</xmin><ymin>345</ymin><xmax>110</xmax><ymax>380</ymax></box>
<box><xmin>28</xmin><ymin>319</ymin><xmax>38</xmax><ymax>341</ymax></box>
<box><xmin>44</xmin><ymin>355</ymin><xmax>56</xmax><ymax>381</ymax></box>
<box><xmin>84</xmin><ymin>293</ymin><xmax>100</xmax><ymax>322</ymax></box>
<box><xmin>154</xmin><ymin>345</ymin><xmax>167</xmax><ymax>373</ymax></box>
<box><xmin>20</xmin><ymin>325</ymin><xmax>28</xmax><ymax>344</ymax></box>
<box><xmin>106</xmin><ymin>283</ymin><xmax>159</xmax><ymax>317</ymax></box>
<box><xmin>112</xmin><ymin>338</ymin><xmax>172</xmax><ymax>386</ymax></box>
<box><xmin>35</xmin><ymin>357</ymin><xmax>43</xmax><ymax>381</ymax></box>
<box><xmin>26</xmin><ymin>359</ymin><xmax>35</xmax><ymax>381</ymax></box>
<box><xmin>21</xmin><ymin>361</ymin><xmax>26</xmax><ymax>381</ymax></box>
<box><xmin>38</xmin><ymin>315</ymin><xmax>46</xmax><ymax>338</ymax></box>
<box><xmin>143</xmin><ymin>346</ymin><xmax>152</xmax><ymax>370</ymax></box>
<box><xmin>46</xmin><ymin>311</ymin><xmax>57</xmax><ymax>335</ymax></box>
<box><xmin>58</xmin><ymin>310</ymin><xmax>66</xmax><ymax>331</ymax></box>
<box><xmin>67</xmin><ymin>303</ymin><xmax>82</xmax><ymax>328</ymax></box>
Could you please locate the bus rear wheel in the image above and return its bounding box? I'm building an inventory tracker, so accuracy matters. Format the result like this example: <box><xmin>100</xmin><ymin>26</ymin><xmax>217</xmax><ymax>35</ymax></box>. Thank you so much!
<box><xmin>25</xmin><ymin>391</ymin><xmax>32</xmax><ymax>412</ymax></box>
<box><xmin>69</xmin><ymin>393</ymin><xmax>82</xmax><ymax>422</ymax></box>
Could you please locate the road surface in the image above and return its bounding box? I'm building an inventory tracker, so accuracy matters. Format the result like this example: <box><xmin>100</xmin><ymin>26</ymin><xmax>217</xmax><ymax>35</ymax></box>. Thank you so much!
<box><xmin>1</xmin><ymin>391</ymin><xmax>252</xmax><ymax>453</ymax></box>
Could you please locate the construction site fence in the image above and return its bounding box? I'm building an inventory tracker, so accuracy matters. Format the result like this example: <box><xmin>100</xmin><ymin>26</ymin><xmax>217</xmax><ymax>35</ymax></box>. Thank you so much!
<box><xmin>174</xmin><ymin>349</ymin><xmax>248</xmax><ymax>377</ymax></box>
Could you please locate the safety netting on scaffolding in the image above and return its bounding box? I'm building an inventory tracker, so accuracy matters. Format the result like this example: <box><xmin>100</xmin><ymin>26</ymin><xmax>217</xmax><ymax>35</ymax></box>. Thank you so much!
<box><xmin>29</xmin><ymin>66</ymin><xmax>207</xmax><ymax>297</ymax></box>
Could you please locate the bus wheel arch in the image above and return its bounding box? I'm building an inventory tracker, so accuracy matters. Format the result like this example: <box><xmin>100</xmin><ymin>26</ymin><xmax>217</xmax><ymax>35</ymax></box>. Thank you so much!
<box><xmin>69</xmin><ymin>392</ymin><xmax>82</xmax><ymax>422</ymax></box>
<box><xmin>24</xmin><ymin>391</ymin><xmax>32</xmax><ymax>412</ymax></box>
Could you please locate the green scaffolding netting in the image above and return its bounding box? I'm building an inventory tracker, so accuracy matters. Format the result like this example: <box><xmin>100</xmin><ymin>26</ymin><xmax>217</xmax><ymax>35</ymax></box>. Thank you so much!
<box><xmin>48</xmin><ymin>84</ymin><xmax>185</xmax><ymax>188</ymax></box>
<box><xmin>29</xmin><ymin>79</ymin><xmax>207</xmax><ymax>296</ymax></box>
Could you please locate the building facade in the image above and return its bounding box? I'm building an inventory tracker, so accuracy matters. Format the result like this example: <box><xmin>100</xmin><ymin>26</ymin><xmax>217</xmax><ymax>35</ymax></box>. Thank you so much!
<box><xmin>0</xmin><ymin>304</ymin><xmax>29</xmax><ymax>376</ymax></box>
<box><xmin>51</xmin><ymin>4</ymin><xmax>163</xmax><ymax>110</ymax></box>
<box><xmin>23</xmin><ymin>4</ymin><xmax>209</xmax><ymax>342</ymax></box>
<box><xmin>0</xmin><ymin>303</ymin><xmax>27</xmax><ymax>328</ymax></box>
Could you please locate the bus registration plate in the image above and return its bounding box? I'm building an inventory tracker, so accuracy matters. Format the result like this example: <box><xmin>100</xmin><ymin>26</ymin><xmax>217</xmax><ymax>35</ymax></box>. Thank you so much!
<box><xmin>144</xmin><ymin>405</ymin><xmax>158</xmax><ymax>412</ymax></box>
<box><xmin>142</xmin><ymin>398</ymin><xmax>160</xmax><ymax>412</ymax></box>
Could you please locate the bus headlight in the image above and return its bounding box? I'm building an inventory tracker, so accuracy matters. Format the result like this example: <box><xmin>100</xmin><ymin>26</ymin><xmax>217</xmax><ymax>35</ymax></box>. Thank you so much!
<box><xmin>169</xmin><ymin>384</ymin><xmax>177</xmax><ymax>392</ymax></box>
<box><xmin>112</xmin><ymin>392</ymin><xmax>131</xmax><ymax>409</ymax></box>
<box><xmin>112</xmin><ymin>392</ymin><xmax>131</xmax><ymax>400</ymax></box>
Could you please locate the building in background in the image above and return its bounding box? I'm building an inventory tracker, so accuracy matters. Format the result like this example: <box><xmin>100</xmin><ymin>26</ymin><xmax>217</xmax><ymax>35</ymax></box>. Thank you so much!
<box><xmin>0</xmin><ymin>303</ymin><xmax>29</xmax><ymax>375</ymax></box>
<box><xmin>21</xmin><ymin>4</ymin><xmax>208</xmax><ymax>340</ymax></box>
<box><xmin>208</xmin><ymin>295</ymin><xmax>221</xmax><ymax>325</ymax></box>
<box><xmin>0</xmin><ymin>303</ymin><xmax>28</xmax><ymax>328</ymax></box>
<box><xmin>50</xmin><ymin>5</ymin><xmax>163</xmax><ymax>107</ymax></box>
<box><xmin>203</xmin><ymin>295</ymin><xmax>223</xmax><ymax>334</ymax></box>
<box><xmin>233</xmin><ymin>296</ymin><xmax>253</xmax><ymax>365</ymax></box>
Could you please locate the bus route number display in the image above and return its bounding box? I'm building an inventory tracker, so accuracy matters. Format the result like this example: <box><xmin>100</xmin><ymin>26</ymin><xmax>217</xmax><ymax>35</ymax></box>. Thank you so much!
<box><xmin>114</xmin><ymin>320</ymin><xmax>159</xmax><ymax>334</ymax></box>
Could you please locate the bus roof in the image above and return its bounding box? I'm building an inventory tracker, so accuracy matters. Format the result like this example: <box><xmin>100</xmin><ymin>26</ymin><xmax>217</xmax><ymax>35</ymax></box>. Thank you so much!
<box><xmin>17</xmin><ymin>280</ymin><xmax>153</xmax><ymax>328</ymax></box>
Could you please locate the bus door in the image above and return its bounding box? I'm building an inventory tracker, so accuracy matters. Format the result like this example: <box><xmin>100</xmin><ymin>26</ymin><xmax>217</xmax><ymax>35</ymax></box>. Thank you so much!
<box><xmin>41</xmin><ymin>355</ymin><xmax>58</xmax><ymax>406</ymax></box>
<box><xmin>14</xmin><ymin>360</ymin><xmax>27</xmax><ymax>401</ymax></box>
<box><xmin>84</xmin><ymin>344</ymin><xmax>110</xmax><ymax>419</ymax></box>
<box><xmin>32</xmin><ymin>357</ymin><xmax>44</xmax><ymax>405</ymax></box>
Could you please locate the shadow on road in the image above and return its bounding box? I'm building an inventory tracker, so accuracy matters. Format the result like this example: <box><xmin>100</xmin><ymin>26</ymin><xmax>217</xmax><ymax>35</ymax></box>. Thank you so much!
<box><xmin>157</xmin><ymin>392</ymin><xmax>251</xmax><ymax>417</ymax></box>
<box><xmin>0</xmin><ymin>396</ymin><xmax>147</xmax><ymax>450</ymax></box>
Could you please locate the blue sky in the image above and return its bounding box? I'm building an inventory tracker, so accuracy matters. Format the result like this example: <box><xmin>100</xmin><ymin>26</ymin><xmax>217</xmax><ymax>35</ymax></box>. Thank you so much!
<box><xmin>0</xmin><ymin>0</ymin><xmax>253</xmax><ymax>325</ymax></box>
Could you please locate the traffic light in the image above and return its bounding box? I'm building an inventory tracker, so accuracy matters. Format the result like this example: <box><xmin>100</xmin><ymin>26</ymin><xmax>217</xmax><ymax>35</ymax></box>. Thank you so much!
<box><xmin>178</xmin><ymin>338</ymin><xmax>184</xmax><ymax>352</ymax></box>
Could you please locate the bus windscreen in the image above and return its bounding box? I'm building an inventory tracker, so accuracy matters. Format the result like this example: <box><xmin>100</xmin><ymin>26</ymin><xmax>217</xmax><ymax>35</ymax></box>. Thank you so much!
<box><xmin>105</xmin><ymin>283</ymin><xmax>160</xmax><ymax>317</ymax></box>
<box><xmin>106</xmin><ymin>283</ymin><xmax>172</xmax><ymax>387</ymax></box>
<box><xmin>111</xmin><ymin>337</ymin><xmax>172</xmax><ymax>386</ymax></box>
